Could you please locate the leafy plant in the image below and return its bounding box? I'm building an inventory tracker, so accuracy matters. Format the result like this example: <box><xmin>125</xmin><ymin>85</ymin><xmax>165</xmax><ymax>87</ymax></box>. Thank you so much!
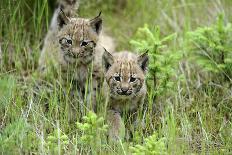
<box><xmin>130</xmin><ymin>132</ymin><xmax>167</xmax><ymax>155</ymax></box>
<box><xmin>46</xmin><ymin>129</ymin><xmax>69</xmax><ymax>154</ymax></box>
<box><xmin>187</xmin><ymin>14</ymin><xmax>232</xmax><ymax>83</ymax></box>
<box><xmin>76</xmin><ymin>111</ymin><xmax>108</xmax><ymax>153</ymax></box>
<box><xmin>130</xmin><ymin>24</ymin><xmax>181</xmax><ymax>99</ymax></box>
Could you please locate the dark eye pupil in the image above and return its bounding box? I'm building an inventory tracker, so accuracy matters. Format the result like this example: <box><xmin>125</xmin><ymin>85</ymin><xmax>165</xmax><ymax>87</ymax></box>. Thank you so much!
<box><xmin>80</xmin><ymin>41</ymin><xmax>88</xmax><ymax>46</ymax></box>
<box><xmin>115</xmin><ymin>76</ymin><xmax>121</xmax><ymax>81</ymax></box>
<box><xmin>67</xmin><ymin>39</ymin><xmax>72</xmax><ymax>45</ymax></box>
<box><xmin>130</xmin><ymin>77</ymin><xmax>136</xmax><ymax>82</ymax></box>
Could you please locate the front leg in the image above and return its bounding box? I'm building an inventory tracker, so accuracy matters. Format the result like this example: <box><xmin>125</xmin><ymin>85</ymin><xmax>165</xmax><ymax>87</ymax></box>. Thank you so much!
<box><xmin>91</xmin><ymin>77</ymin><xmax>99</xmax><ymax>112</ymax></box>
<box><xmin>91</xmin><ymin>68</ymin><xmax>104</xmax><ymax>112</ymax></box>
<box><xmin>107</xmin><ymin>109</ymin><xmax>125</xmax><ymax>142</ymax></box>
<box><xmin>126</xmin><ymin>97</ymin><xmax>146</xmax><ymax>140</ymax></box>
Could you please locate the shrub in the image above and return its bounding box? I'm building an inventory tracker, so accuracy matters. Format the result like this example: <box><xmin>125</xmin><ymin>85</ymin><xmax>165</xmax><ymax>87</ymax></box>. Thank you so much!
<box><xmin>130</xmin><ymin>132</ymin><xmax>167</xmax><ymax>155</ymax></box>
<box><xmin>76</xmin><ymin>111</ymin><xmax>108</xmax><ymax>153</ymax></box>
<box><xmin>187</xmin><ymin>14</ymin><xmax>232</xmax><ymax>83</ymax></box>
<box><xmin>46</xmin><ymin>129</ymin><xmax>69</xmax><ymax>154</ymax></box>
<box><xmin>130</xmin><ymin>24</ymin><xmax>181</xmax><ymax>98</ymax></box>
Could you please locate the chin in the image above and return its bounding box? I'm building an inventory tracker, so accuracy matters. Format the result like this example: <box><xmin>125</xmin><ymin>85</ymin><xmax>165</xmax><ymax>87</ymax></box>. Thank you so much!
<box><xmin>117</xmin><ymin>93</ymin><xmax>133</xmax><ymax>100</ymax></box>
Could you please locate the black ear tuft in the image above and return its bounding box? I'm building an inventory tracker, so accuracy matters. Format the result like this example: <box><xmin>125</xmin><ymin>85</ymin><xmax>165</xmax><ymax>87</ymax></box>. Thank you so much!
<box><xmin>90</xmin><ymin>12</ymin><xmax>102</xmax><ymax>35</ymax></box>
<box><xmin>57</xmin><ymin>9</ymin><xmax>70</xmax><ymax>28</ymax></box>
<box><xmin>102</xmin><ymin>48</ymin><xmax>114</xmax><ymax>72</ymax></box>
<box><xmin>138</xmin><ymin>50</ymin><xmax>149</xmax><ymax>72</ymax></box>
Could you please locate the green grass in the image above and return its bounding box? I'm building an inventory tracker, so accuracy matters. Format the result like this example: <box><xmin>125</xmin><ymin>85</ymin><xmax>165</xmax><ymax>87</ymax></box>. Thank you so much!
<box><xmin>0</xmin><ymin>0</ymin><xmax>232</xmax><ymax>154</ymax></box>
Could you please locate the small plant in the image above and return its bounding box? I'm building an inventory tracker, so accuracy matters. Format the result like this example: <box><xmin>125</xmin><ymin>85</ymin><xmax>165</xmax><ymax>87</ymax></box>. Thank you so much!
<box><xmin>130</xmin><ymin>24</ymin><xmax>181</xmax><ymax>99</ymax></box>
<box><xmin>46</xmin><ymin>129</ymin><xmax>69</xmax><ymax>154</ymax></box>
<box><xmin>187</xmin><ymin>14</ymin><xmax>232</xmax><ymax>83</ymax></box>
<box><xmin>76</xmin><ymin>111</ymin><xmax>108</xmax><ymax>153</ymax></box>
<box><xmin>130</xmin><ymin>132</ymin><xmax>167</xmax><ymax>155</ymax></box>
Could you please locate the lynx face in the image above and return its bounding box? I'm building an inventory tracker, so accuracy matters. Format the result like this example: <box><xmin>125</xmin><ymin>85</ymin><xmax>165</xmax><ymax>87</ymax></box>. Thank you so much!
<box><xmin>103</xmin><ymin>51</ymin><xmax>149</xmax><ymax>99</ymax></box>
<box><xmin>57</xmin><ymin>11</ymin><xmax>102</xmax><ymax>65</ymax></box>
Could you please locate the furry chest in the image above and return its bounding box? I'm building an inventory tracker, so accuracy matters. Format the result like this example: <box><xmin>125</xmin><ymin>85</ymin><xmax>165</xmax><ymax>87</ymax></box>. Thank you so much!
<box><xmin>61</xmin><ymin>64</ymin><xmax>91</xmax><ymax>89</ymax></box>
<box><xmin>109</xmin><ymin>98</ymin><xmax>139</xmax><ymax>113</ymax></box>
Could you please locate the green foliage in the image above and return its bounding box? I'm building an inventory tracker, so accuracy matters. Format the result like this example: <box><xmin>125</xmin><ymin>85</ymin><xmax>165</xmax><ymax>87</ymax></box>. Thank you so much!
<box><xmin>76</xmin><ymin>111</ymin><xmax>108</xmax><ymax>153</ymax></box>
<box><xmin>130</xmin><ymin>132</ymin><xmax>167</xmax><ymax>155</ymax></box>
<box><xmin>130</xmin><ymin>24</ymin><xmax>181</xmax><ymax>97</ymax></box>
<box><xmin>79</xmin><ymin>0</ymin><xmax>116</xmax><ymax>16</ymax></box>
<box><xmin>187</xmin><ymin>14</ymin><xmax>232</xmax><ymax>82</ymax></box>
<box><xmin>0</xmin><ymin>118</ymin><xmax>39</xmax><ymax>153</ymax></box>
<box><xmin>46</xmin><ymin>129</ymin><xmax>69</xmax><ymax>154</ymax></box>
<box><xmin>0</xmin><ymin>76</ymin><xmax>15</xmax><ymax>107</ymax></box>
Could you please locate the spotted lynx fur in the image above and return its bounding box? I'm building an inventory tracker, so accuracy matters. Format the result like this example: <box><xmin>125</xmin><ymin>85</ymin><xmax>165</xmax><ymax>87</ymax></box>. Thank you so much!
<box><xmin>102</xmin><ymin>50</ymin><xmax>149</xmax><ymax>141</ymax></box>
<box><xmin>39</xmin><ymin>0</ymin><xmax>79</xmax><ymax>73</ymax></box>
<box><xmin>39</xmin><ymin>1</ymin><xmax>115</xmax><ymax>111</ymax></box>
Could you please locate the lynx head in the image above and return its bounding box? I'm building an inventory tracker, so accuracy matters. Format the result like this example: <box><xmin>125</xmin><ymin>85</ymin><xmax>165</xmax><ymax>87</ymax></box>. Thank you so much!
<box><xmin>57</xmin><ymin>11</ymin><xmax>102</xmax><ymax>64</ymax></box>
<box><xmin>103</xmin><ymin>50</ymin><xmax>149</xmax><ymax>99</ymax></box>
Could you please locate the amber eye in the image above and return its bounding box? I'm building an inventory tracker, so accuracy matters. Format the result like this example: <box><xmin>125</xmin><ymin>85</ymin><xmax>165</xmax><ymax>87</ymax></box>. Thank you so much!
<box><xmin>130</xmin><ymin>76</ymin><xmax>136</xmax><ymax>82</ymax></box>
<box><xmin>114</xmin><ymin>76</ymin><xmax>121</xmax><ymax>82</ymax></box>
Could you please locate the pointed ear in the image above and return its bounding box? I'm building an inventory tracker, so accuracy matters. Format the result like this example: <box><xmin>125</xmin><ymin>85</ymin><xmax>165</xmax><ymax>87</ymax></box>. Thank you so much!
<box><xmin>102</xmin><ymin>48</ymin><xmax>114</xmax><ymax>72</ymax></box>
<box><xmin>89</xmin><ymin>12</ymin><xmax>102</xmax><ymax>35</ymax></box>
<box><xmin>138</xmin><ymin>50</ymin><xmax>149</xmax><ymax>72</ymax></box>
<box><xmin>57</xmin><ymin>9</ymin><xmax>70</xmax><ymax>29</ymax></box>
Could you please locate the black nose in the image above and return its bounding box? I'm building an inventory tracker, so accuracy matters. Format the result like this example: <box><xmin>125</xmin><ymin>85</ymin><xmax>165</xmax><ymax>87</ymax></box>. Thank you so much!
<box><xmin>121</xmin><ymin>87</ymin><xmax>129</xmax><ymax>94</ymax></box>
<box><xmin>80</xmin><ymin>41</ymin><xmax>88</xmax><ymax>47</ymax></box>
